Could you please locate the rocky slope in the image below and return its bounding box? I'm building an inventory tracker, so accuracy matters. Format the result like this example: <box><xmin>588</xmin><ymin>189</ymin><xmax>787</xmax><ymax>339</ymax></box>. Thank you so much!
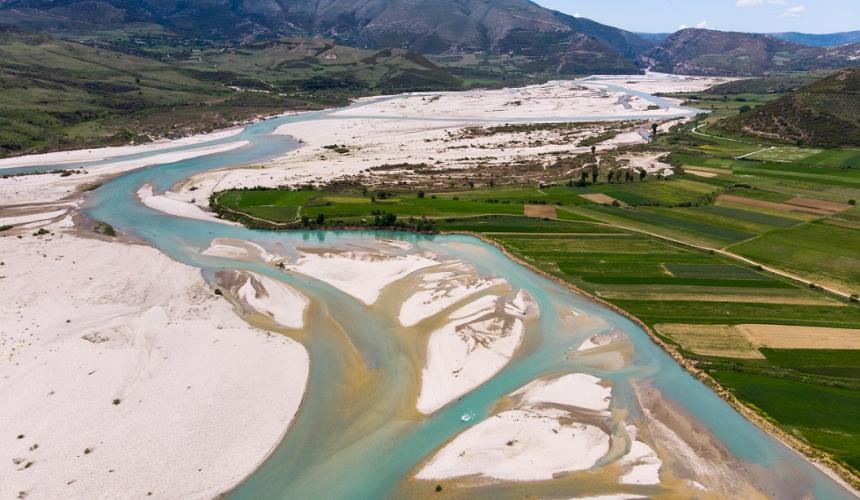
<box><xmin>0</xmin><ymin>0</ymin><xmax>651</xmax><ymax>74</ymax></box>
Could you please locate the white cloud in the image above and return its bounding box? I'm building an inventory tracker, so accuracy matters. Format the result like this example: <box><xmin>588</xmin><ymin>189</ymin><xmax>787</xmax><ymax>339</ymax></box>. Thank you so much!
<box><xmin>696</xmin><ymin>21</ymin><xmax>708</xmax><ymax>28</ymax></box>
<box><xmin>779</xmin><ymin>5</ymin><xmax>807</xmax><ymax>18</ymax></box>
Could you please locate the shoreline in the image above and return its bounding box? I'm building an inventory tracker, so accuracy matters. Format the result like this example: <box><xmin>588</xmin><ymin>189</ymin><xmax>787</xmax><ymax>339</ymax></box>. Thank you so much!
<box><xmin>452</xmin><ymin>230</ymin><xmax>860</xmax><ymax>495</ymax></box>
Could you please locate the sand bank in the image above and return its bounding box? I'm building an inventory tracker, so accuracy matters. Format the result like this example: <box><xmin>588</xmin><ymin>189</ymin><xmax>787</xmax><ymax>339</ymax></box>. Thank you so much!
<box><xmin>172</xmin><ymin>77</ymin><xmax>705</xmax><ymax>202</ymax></box>
<box><xmin>201</xmin><ymin>237</ymin><xmax>278</xmax><ymax>264</ymax></box>
<box><xmin>399</xmin><ymin>262</ymin><xmax>506</xmax><ymax>327</ymax></box>
<box><xmin>417</xmin><ymin>372</ymin><xmax>614</xmax><ymax>480</ymax></box>
<box><xmin>335</xmin><ymin>80</ymin><xmax>684</xmax><ymax>120</ymax></box>
<box><xmin>416</xmin><ymin>408</ymin><xmax>610</xmax><ymax>481</ymax></box>
<box><xmin>0</xmin><ymin>127</ymin><xmax>244</xmax><ymax>170</ymax></box>
<box><xmin>0</xmin><ymin>140</ymin><xmax>249</xmax><ymax>207</ymax></box>
<box><xmin>0</xmin><ymin>226</ymin><xmax>308</xmax><ymax>499</ymax></box>
<box><xmin>284</xmin><ymin>250</ymin><xmax>436</xmax><ymax>305</ymax></box>
<box><xmin>137</xmin><ymin>184</ymin><xmax>238</xmax><ymax>225</ymax></box>
<box><xmin>235</xmin><ymin>271</ymin><xmax>309</xmax><ymax>330</ymax></box>
<box><xmin>417</xmin><ymin>291</ymin><xmax>537</xmax><ymax>415</ymax></box>
<box><xmin>512</xmin><ymin>373</ymin><xmax>612</xmax><ymax>415</ymax></box>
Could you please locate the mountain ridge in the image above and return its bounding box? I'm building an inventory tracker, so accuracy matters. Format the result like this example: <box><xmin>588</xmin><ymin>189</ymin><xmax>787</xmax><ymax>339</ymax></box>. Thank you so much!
<box><xmin>640</xmin><ymin>28</ymin><xmax>856</xmax><ymax>76</ymax></box>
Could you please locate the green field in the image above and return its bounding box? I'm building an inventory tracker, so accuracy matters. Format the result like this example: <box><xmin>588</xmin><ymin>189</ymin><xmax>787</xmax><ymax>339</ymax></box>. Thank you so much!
<box><xmin>712</xmin><ymin>370</ymin><xmax>860</xmax><ymax>471</ymax></box>
<box><xmin>729</xmin><ymin>221</ymin><xmax>860</xmax><ymax>291</ymax></box>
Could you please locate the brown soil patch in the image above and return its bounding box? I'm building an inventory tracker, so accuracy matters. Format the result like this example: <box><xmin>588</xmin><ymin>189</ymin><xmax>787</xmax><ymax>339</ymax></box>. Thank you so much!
<box><xmin>738</xmin><ymin>324</ymin><xmax>860</xmax><ymax>349</ymax></box>
<box><xmin>523</xmin><ymin>204</ymin><xmax>557</xmax><ymax>218</ymax></box>
<box><xmin>684</xmin><ymin>168</ymin><xmax>718</xmax><ymax>178</ymax></box>
<box><xmin>684</xmin><ymin>165</ymin><xmax>731</xmax><ymax>174</ymax></box>
<box><xmin>718</xmin><ymin>194</ymin><xmax>832</xmax><ymax>216</ymax></box>
<box><xmin>785</xmin><ymin>197</ymin><xmax>851</xmax><ymax>213</ymax></box>
<box><xmin>658</xmin><ymin>323</ymin><xmax>860</xmax><ymax>356</ymax></box>
<box><xmin>579</xmin><ymin>193</ymin><xmax>626</xmax><ymax>206</ymax></box>
<box><xmin>655</xmin><ymin>324</ymin><xmax>764</xmax><ymax>359</ymax></box>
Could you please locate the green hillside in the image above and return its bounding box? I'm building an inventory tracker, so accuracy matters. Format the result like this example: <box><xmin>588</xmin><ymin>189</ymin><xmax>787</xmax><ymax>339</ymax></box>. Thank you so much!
<box><xmin>717</xmin><ymin>67</ymin><xmax>860</xmax><ymax>147</ymax></box>
<box><xmin>0</xmin><ymin>29</ymin><xmax>461</xmax><ymax>157</ymax></box>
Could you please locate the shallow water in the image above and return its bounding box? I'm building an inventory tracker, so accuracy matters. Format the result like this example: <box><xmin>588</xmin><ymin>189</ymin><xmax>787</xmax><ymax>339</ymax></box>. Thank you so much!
<box><xmin>15</xmin><ymin>79</ymin><xmax>852</xmax><ymax>498</ymax></box>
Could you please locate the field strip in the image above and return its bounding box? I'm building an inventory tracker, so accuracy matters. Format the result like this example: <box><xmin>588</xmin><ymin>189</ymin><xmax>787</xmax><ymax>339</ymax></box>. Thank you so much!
<box><xmin>718</xmin><ymin>194</ymin><xmax>833</xmax><ymax>216</ymax></box>
<box><xmin>655</xmin><ymin>324</ymin><xmax>764</xmax><ymax>359</ymax></box>
<box><xmin>596</xmin><ymin>290</ymin><xmax>844</xmax><ymax>306</ymax></box>
<box><xmin>737</xmin><ymin>324</ymin><xmax>860</xmax><ymax>350</ymax></box>
<box><xmin>691</xmin><ymin>125</ymin><xmax>760</xmax><ymax>146</ymax></box>
<box><xmin>563</xmin><ymin>216</ymin><xmax>856</xmax><ymax>300</ymax></box>
<box><xmin>738</xmin><ymin>146</ymin><xmax>775</xmax><ymax>160</ymax></box>
<box><xmin>683</xmin><ymin>165</ymin><xmax>731</xmax><ymax>174</ymax></box>
<box><xmin>483</xmin><ymin>232</ymin><xmax>631</xmax><ymax>236</ymax></box>
<box><xmin>579</xmin><ymin>193</ymin><xmax>627</xmax><ymax>206</ymax></box>
<box><xmin>523</xmin><ymin>204</ymin><xmax>557</xmax><ymax>218</ymax></box>
<box><xmin>784</xmin><ymin>197</ymin><xmax>851</xmax><ymax>213</ymax></box>
<box><xmin>657</xmin><ymin>323</ymin><xmax>860</xmax><ymax>357</ymax></box>
<box><xmin>685</xmin><ymin>168</ymin><xmax>719</xmax><ymax>178</ymax></box>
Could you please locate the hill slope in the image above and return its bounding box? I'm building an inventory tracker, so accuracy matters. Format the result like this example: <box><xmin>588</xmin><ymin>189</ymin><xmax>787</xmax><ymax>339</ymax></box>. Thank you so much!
<box><xmin>717</xmin><ymin>67</ymin><xmax>860</xmax><ymax>147</ymax></box>
<box><xmin>640</xmin><ymin>29</ymin><xmax>855</xmax><ymax>76</ymax></box>
<box><xmin>0</xmin><ymin>28</ymin><xmax>460</xmax><ymax>157</ymax></box>
<box><xmin>0</xmin><ymin>0</ymin><xmax>650</xmax><ymax>74</ymax></box>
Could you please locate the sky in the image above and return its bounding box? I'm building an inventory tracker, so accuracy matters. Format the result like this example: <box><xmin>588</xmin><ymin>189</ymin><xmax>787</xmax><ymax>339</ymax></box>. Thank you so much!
<box><xmin>533</xmin><ymin>0</ymin><xmax>860</xmax><ymax>34</ymax></box>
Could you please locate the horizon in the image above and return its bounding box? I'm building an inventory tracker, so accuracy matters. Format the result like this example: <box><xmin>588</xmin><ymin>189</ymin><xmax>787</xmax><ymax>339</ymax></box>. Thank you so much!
<box><xmin>535</xmin><ymin>0</ymin><xmax>860</xmax><ymax>35</ymax></box>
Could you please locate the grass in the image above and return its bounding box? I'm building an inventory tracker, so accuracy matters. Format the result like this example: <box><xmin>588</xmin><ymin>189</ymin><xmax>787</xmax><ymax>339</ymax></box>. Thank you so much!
<box><xmin>761</xmin><ymin>349</ymin><xmax>860</xmax><ymax>379</ymax></box>
<box><xmin>711</xmin><ymin>370</ymin><xmax>860</xmax><ymax>472</ymax></box>
<box><xmin>729</xmin><ymin>221</ymin><xmax>860</xmax><ymax>293</ymax></box>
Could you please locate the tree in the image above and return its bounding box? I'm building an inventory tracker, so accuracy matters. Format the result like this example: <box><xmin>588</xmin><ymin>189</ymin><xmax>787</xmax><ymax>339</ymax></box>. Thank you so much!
<box><xmin>315</xmin><ymin>213</ymin><xmax>326</xmax><ymax>225</ymax></box>
<box><xmin>639</xmin><ymin>169</ymin><xmax>647</xmax><ymax>181</ymax></box>
<box><xmin>417</xmin><ymin>190</ymin><xmax>425</xmax><ymax>198</ymax></box>
<box><xmin>580</xmin><ymin>170</ymin><xmax>589</xmax><ymax>183</ymax></box>
<box><xmin>650</xmin><ymin>123</ymin><xmax>658</xmax><ymax>140</ymax></box>
<box><xmin>850</xmin><ymin>199</ymin><xmax>857</xmax><ymax>206</ymax></box>
<box><xmin>590</xmin><ymin>145</ymin><xmax>596</xmax><ymax>155</ymax></box>
<box><xmin>607</xmin><ymin>170</ymin><xmax>615</xmax><ymax>183</ymax></box>
<box><xmin>739</xmin><ymin>105</ymin><xmax>752</xmax><ymax>114</ymax></box>
<box><xmin>591</xmin><ymin>164</ymin><xmax>599</xmax><ymax>183</ymax></box>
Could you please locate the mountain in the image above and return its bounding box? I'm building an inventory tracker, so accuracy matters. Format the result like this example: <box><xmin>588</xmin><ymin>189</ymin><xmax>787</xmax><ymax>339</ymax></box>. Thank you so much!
<box><xmin>717</xmin><ymin>67</ymin><xmax>860</xmax><ymax>147</ymax></box>
<box><xmin>640</xmin><ymin>28</ymin><xmax>857</xmax><ymax>76</ymax></box>
<box><xmin>0</xmin><ymin>0</ymin><xmax>652</xmax><ymax>74</ymax></box>
<box><xmin>772</xmin><ymin>30</ymin><xmax>860</xmax><ymax>48</ymax></box>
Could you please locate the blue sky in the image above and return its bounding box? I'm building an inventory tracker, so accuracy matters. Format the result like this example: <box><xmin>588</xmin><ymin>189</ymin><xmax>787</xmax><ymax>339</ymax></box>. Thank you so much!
<box><xmin>533</xmin><ymin>0</ymin><xmax>860</xmax><ymax>34</ymax></box>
